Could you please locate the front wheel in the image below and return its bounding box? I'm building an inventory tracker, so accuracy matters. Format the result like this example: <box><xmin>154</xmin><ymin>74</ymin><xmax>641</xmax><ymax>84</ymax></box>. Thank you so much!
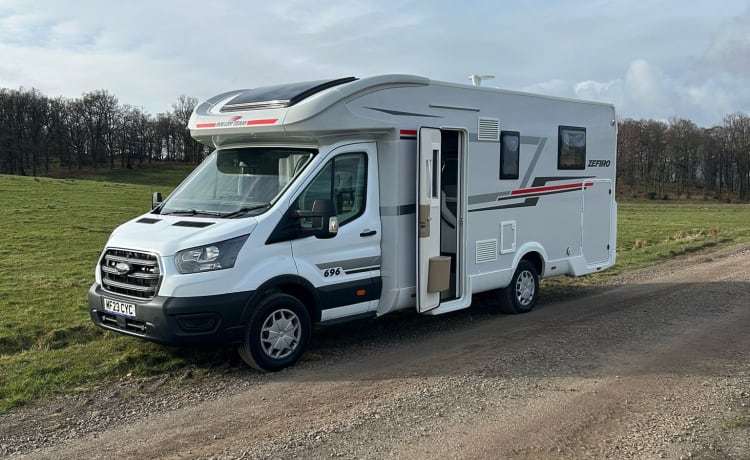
<box><xmin>237</xmin><ymin>293</ymin><xmax>311</xmax><ymax>372</ymax></box>
<box><xmin>499</xmin><ymin>260</ymin><xmax>539</xmax><ymax>314</ymax></box>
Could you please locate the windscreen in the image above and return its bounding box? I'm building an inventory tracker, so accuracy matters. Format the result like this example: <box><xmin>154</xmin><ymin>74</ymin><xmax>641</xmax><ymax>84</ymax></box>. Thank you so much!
<box><xmin>159</xmin><ymin>147</ymin><xmax>315</xmax><ymax>218</ymax></box>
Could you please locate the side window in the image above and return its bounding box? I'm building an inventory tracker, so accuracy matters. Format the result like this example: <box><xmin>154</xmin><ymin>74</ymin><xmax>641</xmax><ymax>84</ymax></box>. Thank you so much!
<box><xmin>499</xmin><ymin>131</ymin><xmax>520</xmax><ymax>179</ymax></box>
<box><xmin>297</xmin><ymin>152</ymin><xmax>367</xmax><ymax>226</ymax></box>
<box><xmin>558</xmin><ymin>126</ymin><xmax>586</xmax><ymax>170</ymax></box>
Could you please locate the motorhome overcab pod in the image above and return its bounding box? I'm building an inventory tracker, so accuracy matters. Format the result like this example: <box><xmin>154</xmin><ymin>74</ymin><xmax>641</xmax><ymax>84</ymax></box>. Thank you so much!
<box><xmin>89</xmin><ymin>75</ymin><xmax>617</xmax><ymax>371</ymax></box>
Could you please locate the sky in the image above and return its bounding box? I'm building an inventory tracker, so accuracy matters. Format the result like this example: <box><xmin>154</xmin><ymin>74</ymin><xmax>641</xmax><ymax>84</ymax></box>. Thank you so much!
<box><xmin>1</xmin><ymin>0</ymin><xmax>749</xmax><ymax>127</ymax></box>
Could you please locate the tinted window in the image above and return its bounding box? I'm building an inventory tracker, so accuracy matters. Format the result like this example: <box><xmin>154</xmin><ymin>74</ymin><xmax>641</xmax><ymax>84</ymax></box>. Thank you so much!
<box><xmin>500</xmin><ymin>131</ymin><xmax>520</xmax><ymax>179</ymax></box>
<box><xmin>297</xmin><ymin>153</ymin><xmax>367</xmax><ymax>226</ymax></box>
<box><xmin>558</xmin><ymin>126</ymin><xmax>586</xmax><ymax>170</ymax></box>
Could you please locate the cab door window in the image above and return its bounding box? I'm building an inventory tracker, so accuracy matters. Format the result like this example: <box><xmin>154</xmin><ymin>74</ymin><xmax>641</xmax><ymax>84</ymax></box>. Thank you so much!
<box><xmin>297</xmin><ymin>153</ymin><xmax>367</xmax><ymax>226</ymax></box>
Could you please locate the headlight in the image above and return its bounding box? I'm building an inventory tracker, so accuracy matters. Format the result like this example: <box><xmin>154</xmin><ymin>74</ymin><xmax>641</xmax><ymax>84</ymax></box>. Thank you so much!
<box><xmin>175</xmin><ymin>235</ymin><xmax>249</xmax><ymax>274</ymax></box>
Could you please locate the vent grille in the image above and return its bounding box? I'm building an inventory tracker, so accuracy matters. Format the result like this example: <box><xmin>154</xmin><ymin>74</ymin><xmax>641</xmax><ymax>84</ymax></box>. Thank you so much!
<box><xmin>476</xmin><ymin>239</ymin><xmax>498</xmax><ymax>264</ymax></box>
<box><xmin>173</xmin><ymin>221</ymin><xmax>214</xmax><ymax>228</ymax></box>
<box><xmin>478</xmin><ymin>117</ymin><xmax>500</xmax><ymax>141</ymax></box>
<box><xmin>222</xmin><ymin>100</ymin><xmax>290</xmax><ymax>112</ymax></box>
<box><xmin>136</xmin><ymin>218</ymin><xmax>161</xmax><ymax>224</ymax></box>
<box><xmin>100</xmin><ymin>249</ymin><xmax>161</xmax><ymax>299</ymax></box>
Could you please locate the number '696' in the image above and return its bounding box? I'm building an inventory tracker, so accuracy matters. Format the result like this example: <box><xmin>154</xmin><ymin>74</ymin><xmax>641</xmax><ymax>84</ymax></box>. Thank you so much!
<box><xmin>323</xmin><ymin>268</ymin><xmax>342</xmax><ymax>277</ymax></box>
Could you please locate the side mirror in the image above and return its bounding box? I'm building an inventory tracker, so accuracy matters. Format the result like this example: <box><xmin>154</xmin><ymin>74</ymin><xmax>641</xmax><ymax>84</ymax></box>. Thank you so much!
<box><xmin>311</xmin><ymin>199</ymin><xmax>338</xmax><ymax>239</ymax></box>
<box><xmin>296</xmin><ymin>199</ymin><xmax>338</xmax><ymax>239</ymax></box>
<box><xmin>152</xmin><ymin>192</ymin><xmax>163</xmax><ymax>210</ymax></box>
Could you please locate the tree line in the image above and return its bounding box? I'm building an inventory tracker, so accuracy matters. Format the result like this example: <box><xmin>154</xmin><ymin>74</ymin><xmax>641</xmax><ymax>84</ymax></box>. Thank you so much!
<box><xmin>0</xmin><ymin>87</ymin><xmax>206</xmax><ymax>176</ymax></box>
<box><xmin>2</xmin><ymin>86</ymin><xmax>750</xmax><ymax>201</ymax></box>
<box><xmin>618</xmin><ymin>114</ymin><xmax>750</xmax><ymax>201</ymax></box>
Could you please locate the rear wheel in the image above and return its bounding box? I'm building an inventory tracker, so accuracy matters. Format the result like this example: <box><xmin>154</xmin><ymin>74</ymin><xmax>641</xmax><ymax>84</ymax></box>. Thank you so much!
<box><xmin>499</xmin><ymin>260</ymin><xmax>539</xmax><ymax>314</ymax></box>
<box><xmin>237</xmin><ymin>293</ymin><xmax>311</xmax><ymax>372</ymax></box>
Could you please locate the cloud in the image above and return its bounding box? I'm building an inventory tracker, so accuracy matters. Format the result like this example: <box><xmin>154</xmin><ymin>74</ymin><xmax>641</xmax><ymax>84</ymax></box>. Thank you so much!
<box><xmin>0</xmin><ymin>42</ymin><xmax>184</xmax><ymax>112</ymax></box>
<box><xmin>685</xmin><ymin>75</ymin><xmax>750</xmax><ymax>124</ymax></box>
<box><xmin>0</xmin><ymin>13</ymin><xmax>40</xmax><ymax>43</ymax></box>
<box><xmin>706</xmin><ymin>8</ymin><xmax>750</xmax><ymax>76</ymax></box>
<box><xmin>519</xmin><ymin>59</ymin><xmax>739</xmax><ymax>126</ymax></box>
<box><xmin>623</xmin><ymin>59</ymin><xmax>672</xmax><ymax>117</ymax></box>
<box><xmin>574</xmin><ymin>79</ymin><xmax>624</xmax><ymax>108</ymax></box>
<box><xmin>270</xmin><ymin>0</ymin><xmax>380</xmax><ymax>36</ymax></box>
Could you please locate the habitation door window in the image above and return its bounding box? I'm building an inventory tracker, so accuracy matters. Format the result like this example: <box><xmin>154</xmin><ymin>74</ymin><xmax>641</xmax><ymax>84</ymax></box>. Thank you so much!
<box><xmin>558</xmin><ymin>126</ymin><xmax>586</xmax><ymax>170</ymax></box>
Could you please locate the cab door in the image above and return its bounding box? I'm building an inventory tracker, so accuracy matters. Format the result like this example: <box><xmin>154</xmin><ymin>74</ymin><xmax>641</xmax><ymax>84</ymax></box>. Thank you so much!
<box><xmin>290</xmin><ymin>143</ymin><xmax>382</xmax><ymax>321</ymax></box>
<box><xmin>417</xmin><ymin>128</ymin><xmax>443</xmax><ymax>312</ymax></box>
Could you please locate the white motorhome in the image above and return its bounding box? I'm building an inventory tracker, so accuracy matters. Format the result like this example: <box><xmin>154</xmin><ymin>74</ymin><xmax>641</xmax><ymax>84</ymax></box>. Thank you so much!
<box><xmin>89</xmin><ymin>75</ymin><xmax>617</xmax><ymax>371</ymax></box>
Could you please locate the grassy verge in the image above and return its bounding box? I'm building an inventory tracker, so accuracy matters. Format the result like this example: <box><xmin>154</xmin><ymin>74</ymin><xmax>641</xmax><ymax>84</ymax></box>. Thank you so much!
<box><xmin>46</xmin><ymin>162</ymin><xmax>197</xmax><ymax>188</ymax></box>
<box><xmin>1</xmin><ymin>175</ymin><xmax>749</xmax><ymax>412</ymax></box>
<box><xmin>615</xmin><ymin>200</ymin><xmax>750</xmax><ymax>268</ymax></box>
<box><xmin>0</xmin><ymin>172</ymin><xmax>231</xmax><ymax>412</ymax></box>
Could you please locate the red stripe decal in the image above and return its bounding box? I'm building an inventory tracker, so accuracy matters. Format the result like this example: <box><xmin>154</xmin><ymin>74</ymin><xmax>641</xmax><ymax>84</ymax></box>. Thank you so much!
<box><xmin>196</xmin><ymin>123</ymin><xmax>216</xmax><ymax>128</ymax></box>
<box><xmin>400</xmin><ymin>129</ymin><xmax>417</xmax><ymax>136</ymax></box>
<box><xmin>511</xmin><ymin>182</ymin><xmax>594</xmax><ymax>196</ymax></box>
<box><xmin>246</xmin><ymin>118</ymin><xmax>278</xmax><ymax>125</ymax></box>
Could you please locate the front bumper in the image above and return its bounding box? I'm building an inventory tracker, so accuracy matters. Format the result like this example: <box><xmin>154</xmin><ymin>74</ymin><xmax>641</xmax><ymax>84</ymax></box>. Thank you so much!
<box><xmin>88</xmin><ymin>283</ymin><xmax>253</xmax><ymax>346</ymax></box>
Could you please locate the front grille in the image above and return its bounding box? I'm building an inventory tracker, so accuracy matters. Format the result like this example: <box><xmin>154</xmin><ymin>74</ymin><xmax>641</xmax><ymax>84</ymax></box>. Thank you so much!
<box><xmin>100</xmin><ymin>249</ymin><xmax>161</xmax><ymax>299</ymax></box>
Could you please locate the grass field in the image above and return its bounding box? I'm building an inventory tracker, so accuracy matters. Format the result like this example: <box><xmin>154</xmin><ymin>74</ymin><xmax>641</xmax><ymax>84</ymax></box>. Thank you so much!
<box><xmin>1</xmin><ymin>172</ymin><xmax>749</xmax><ymax>412</ymax></box>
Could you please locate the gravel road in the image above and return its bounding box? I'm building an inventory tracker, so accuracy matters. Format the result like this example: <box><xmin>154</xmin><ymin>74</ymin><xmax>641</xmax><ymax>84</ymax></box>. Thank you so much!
<box><xmin>2</xmin><ymin>244</ymin><xmax>749</xmax><ymax>459</ymax></box>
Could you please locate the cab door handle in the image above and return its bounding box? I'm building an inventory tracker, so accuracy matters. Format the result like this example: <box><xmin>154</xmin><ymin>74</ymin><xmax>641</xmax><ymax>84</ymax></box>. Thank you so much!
<box><xmin>360</xmin><ymin>229</ymin><xmax>377</xmax><ymax>237</ymax></box>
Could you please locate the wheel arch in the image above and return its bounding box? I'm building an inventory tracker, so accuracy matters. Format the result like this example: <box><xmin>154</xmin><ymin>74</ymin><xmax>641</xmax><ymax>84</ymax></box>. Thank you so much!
<box><xmin>514</xmin><ymin>243</ymin><xmax>546</xmax><ymax>277</ymax></box>
<box><xmin>521</xmin><ymin>251</ymin><xmax>544</xmax><ymax>277</ymax></box>
<box><xmin>243</xmin><ymin>275</ymin><xmax>322</xmax><ymax>324</ymax></box>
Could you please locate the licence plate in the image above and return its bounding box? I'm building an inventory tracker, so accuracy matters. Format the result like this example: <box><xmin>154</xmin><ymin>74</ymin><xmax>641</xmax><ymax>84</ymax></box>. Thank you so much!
<box><xmin>103</xmin><ymin>298</ymin><xmax>136</xmax><ymax>317</ymax></box>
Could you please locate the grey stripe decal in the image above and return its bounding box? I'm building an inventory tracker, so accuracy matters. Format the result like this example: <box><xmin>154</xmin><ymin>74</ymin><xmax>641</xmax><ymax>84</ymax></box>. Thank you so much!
<box><xmin>531</xmin><ymin>175</ymin><xmax>593</xmax><ymax>187</ymax></box>
<box><xmin>317</xmin><ymin>256</ymin><xmax>382</xmax><ymax>271</ymax></box>
<box><xmin>345</xmin><ymin>266</ymin><xmax>381</xmax><ymax>275</ymax></box>
<box><xmin>520</xmin><ymin>137</ymin><xmax>547</xmax><ymax>188</ymax></box>
<box><xmin>380</xmin><ymin>204</ymin><xmax>416</xmax><ymax>216</ymax></box>
<box><xmin>428</xmin><ymin>104</ymin><xmax>480</xmax><ymax>112</ymax></box>
<box><xmin>469</xmin><ymin>177</ymin><xmax>594</xmax><ymax>207</ymax></box>
<box><xmin>469</xmin><ymin>197</ymin><xmax>539</xmax><ymax>213</ymax></box>
<box><xmin>365</xmin><ymin>107</ymin><xmax>442</xmax><ymax>118</ymax></box>
<box><xmin>521</xmin><ymin>136</ymin><xmax>543</xmax><ymax>145</ymax></box>
<box><xmin>468</xmin><ymin>191</ymin><xmax>511</xmax><ymax>205</ymax></box>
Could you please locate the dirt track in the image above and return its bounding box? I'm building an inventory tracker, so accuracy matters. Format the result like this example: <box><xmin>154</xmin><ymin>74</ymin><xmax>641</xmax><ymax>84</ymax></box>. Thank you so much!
<box><xmin>3</xmin><ymin>245</ymin><xmax>750</xmax><ymax>459</ymax></box>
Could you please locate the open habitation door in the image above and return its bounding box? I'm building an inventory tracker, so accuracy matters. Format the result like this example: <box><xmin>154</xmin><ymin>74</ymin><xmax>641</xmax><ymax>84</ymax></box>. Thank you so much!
<box><xmin>417</xmin><ymin>127</ymin><xmax>450</xmax><ymax>312</ymax></box>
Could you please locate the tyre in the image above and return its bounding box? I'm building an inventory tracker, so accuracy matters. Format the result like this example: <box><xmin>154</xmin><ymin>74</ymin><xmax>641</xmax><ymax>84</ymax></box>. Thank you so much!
<box><xmin>499</xmin><ymin>260</ymin><xmax>539</xmax><ymax>314</ymax></box>
<box><xmin>237</xmin><ymin>293</ymin><xmax>311</xmax><ymax>372</ymax></box>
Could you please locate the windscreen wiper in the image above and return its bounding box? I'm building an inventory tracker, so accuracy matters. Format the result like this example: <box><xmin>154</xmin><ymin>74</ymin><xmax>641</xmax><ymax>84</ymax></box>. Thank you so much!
<box><xmin>221</xmin><ymin>203</ymin><xmax>271</xmax><ymax>218</ymax></box>
<box><xmin>161</xmin><ymin>209</ymin><xmax>223</xmax><ymax>217</ymax></box>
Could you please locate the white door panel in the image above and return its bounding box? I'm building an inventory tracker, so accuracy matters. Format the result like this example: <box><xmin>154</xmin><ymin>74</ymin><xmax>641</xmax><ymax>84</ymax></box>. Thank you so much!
<box><xmin>417</xmin><ymin>128</ymin><xmax>442</xmax><ymax>312</ymax></box>
<box><xmin>582</xmin><ymin>179</ymin><xmax>612</xmax><ymax>264</ymax></box>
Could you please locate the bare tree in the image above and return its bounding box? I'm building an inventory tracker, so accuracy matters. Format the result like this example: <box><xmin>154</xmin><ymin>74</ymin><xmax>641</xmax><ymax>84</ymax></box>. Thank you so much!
<box><xmin>667</xmin><ymin>118</ymin><xmax>701</xmax><ymax>198</ymax></box>
<box><xmin>723</xmin><ymin>112</ymin><xmax>750</xmax><ymax>200</ymax></box>
<box><xmin>617</xmin><ymin>119</ymin><xmax>639</xmax><ymax>196</ymax></box>
<box><xmin>79</xmin><ymin>90</ymin><xmax>119</xmax><ymax>168</ymax></box>
<box><xmin>643</xmin><ymin>120</ymin><xmax>669</xmax><ymax>198</ymax></box>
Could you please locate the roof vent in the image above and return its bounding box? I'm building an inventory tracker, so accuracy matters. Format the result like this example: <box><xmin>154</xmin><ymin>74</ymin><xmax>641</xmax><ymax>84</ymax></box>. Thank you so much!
<box><xmin>478</xmin><ymin>117</ymin><xmax>500</xmax><ymax>141</ymax></box>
